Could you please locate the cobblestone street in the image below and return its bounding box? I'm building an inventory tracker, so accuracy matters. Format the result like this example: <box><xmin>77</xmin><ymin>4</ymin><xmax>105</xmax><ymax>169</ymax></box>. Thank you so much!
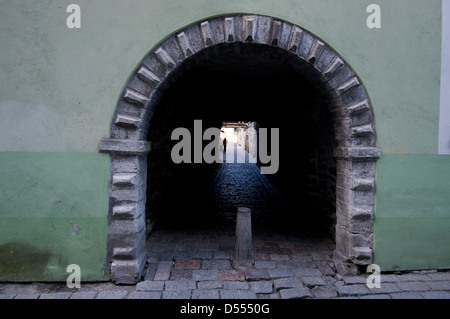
<box><xmin>141</xmin><ymin>227</ymin><xmax>336</xmax><ymax>299</ymax></box>
<box><xmin>207</xmin><ymin>142</ymin><xmax>285</xmax><ymax>228</ymax></box>
<box><xmin>1</xmin><ymin>227</ymin><xmax>449</xmax><ymax>299</ymax></box>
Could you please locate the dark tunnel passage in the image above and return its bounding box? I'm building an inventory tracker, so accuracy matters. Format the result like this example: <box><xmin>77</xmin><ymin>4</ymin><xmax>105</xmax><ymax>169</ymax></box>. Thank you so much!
<box><xmin>145</xmin><ymin>43</ymin><xmax>337</xmax><ymax>238</ymax></box>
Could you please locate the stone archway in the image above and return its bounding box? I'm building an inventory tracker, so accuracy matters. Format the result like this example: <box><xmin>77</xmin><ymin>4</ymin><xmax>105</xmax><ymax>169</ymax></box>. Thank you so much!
<box><xmin>99</xmin><ymin>14</ymin><xmax>380</xmax><ymax>284</ymax></box>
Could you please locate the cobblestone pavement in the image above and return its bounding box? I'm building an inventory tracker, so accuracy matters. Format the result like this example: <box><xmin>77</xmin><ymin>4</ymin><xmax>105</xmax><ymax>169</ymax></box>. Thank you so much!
<box><xmin>1</xmin><ymin>144</ymin><xmax>449</xmax><ymax>300</ymax></box>
<box><xmin>1</xmin><ymin>227</ymin><xmax>449</xmax><ymax>299</ymax></box>
<box><xmin>207</xmin><ymin>143</ymin><xmax>285</xmax><ymax>228</ymax></box>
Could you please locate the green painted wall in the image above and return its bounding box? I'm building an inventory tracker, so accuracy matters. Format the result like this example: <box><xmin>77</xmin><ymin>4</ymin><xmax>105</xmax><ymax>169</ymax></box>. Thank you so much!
<box><xmin>374</xmin><ymin>154</ymin><xmax>450</xmax><ymax>271</ymax></box>
<box><xmin>0</xmin><ymin>0</ymin><xmax>448</xmax><ymax>280</ymax></box>
<box><xmin>0</xmin><ymin>152</ymin><xmax>109</xmax><ymax>281</ymax></box>
<box><xmin>0</xmin><ymin>0</ymin><xmax>442</xmax><ymax>153</ymax></box>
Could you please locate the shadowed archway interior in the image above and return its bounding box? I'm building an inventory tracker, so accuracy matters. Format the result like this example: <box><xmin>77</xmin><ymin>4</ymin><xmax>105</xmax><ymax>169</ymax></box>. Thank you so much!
<box><xmin>145</xmin><ymin>43</ymin><xmax>337</xmax><ymax>235</ymax></box>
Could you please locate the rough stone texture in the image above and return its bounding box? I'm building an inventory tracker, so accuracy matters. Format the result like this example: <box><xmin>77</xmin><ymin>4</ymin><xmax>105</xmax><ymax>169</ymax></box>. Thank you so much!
<box><xmin>360</xmin><ymin>294</ymin><xmax>391</xmax><ymax>299</ymax></box>
<box><xmin>144</xmin><ymin>262</ymin><xmax>159</xmax><ymax>280</ymax></box>
<box><xmin>426</xmin><ymin>281</ymin><xmax>450</xmax><ymax>291</ymax></box>
<box><xmin>1</xmin><ymin>284</ymin><xmax>39</xmax><ymax>295</ymax></box>
<box><xmin>100</xmin><ymin>139</ymin><xmax>151</xmax><ymax>155</ymax></box>
<box><xmin>312</xmin><ymin>286</ymin><xmax>338</xmax><ymax>298</ymax></box>
<box><xmin>245</xmin><ymin>269</ymin><xmax>271</xmax><ymax>281</ymax></box>
<box><xmin>223</xmin><ymin>282</ymin><xmax>249</xmax><ymax>290</ymax></box>
<box><xmin>220</xmin><ymin>290</ymin><xmax>257</xmax><ymax>299</ymax></box>
<box><xmin>269</xmin><ymin>269</ymin><xmax>295</xmax><ymax>279</ymax></box>
<box><xmin>233</xmin><ymin>207</ymin><xmax>253</xmax><ymax>268</ymax></box>
<box><xmin>170</xmin><ymin>269</ymin><xmax>193</xmax><ymax>280</ymax></box>
<box><xmin>218</xmin><ymin>270</ymin><xmax>245</xmax><ymax>281</ymax></box>
<box><xmin>368</xmin><ymin>283</ymin><xmax>401</xmax><ymax>294</ymax></box>
<box><xmin>214</xmin><ymin>251</ymin><xmax>231</xmax><ymax>259</ymax></box>
<box><xmin>255</xmin><ymin>261</ymin><xmax>277</xmax><ymax>269</ymax></box>
<box><xmin>70</xmin><ymin>291</ymin><xmax>98</xmax><ymax>299</ymax></box>
<box><xmin>270</xmin><ymin>254</ymin><xmax>290</xmax><ymax>261</ymax></box>
<box><xmin>192</xmin><ymin>290</ymin><xmax>220</xmax><ymax>299</ymax></box>
<box><xmin>193</xmin><ymin>270</ymin><xmax>219</xmax><ymax>281</ymax></box>
<box><xmin>380</xmin><ymin>275</ymin><xmax>401</xmax><ymax>283</ymax></box>
<box><xmin>202</xmin><ymin>260</ymin><xmax>232</xmax><ymax>270</ymax></box>
<box><xmin>428</xmin><ymin>272</ymin><xmax>450</xmax><ymax>281</ymax></box>
<box><xmin>38</xmin><ymin>292</ymin><xmax>72</xmax><ymax>299</ymax></box>
<box><xmin>274</xmin><ymin>277</ymin><xmax>304</xmax><ymax>291</ymax></box>
<box><xmin>136</xmin><ymin>280</ymin><xmax>165</xmax><ymax>292</ymax></box>
<box><xmin>343</xmin><ymin>276</ymin><xmax>367</xmax><ymax>285</ymax></box>
<box><xmin>96</xmin><ymin>290</ymin><xmax>129</xmax><ymax>299</ymax></box>
<box><xmin>396</xmin><ymin>281</ymin><xmax>431</xmax><ymax>292</ymax></box>
<box><xmin>101</xmin><ymin>13</ymin><xmax>380</xmax><ymax>283</ymax></box>
<box><xmin>250</xmin><ymin>281</ymin><xmax>274</xmax><ymax>294</ymax></box>
<box><xmin>390</xmin><ymin>292</ymin><xmax>424</xmax><ymax>299</ymax></box>
<box><xmin>154</xmin><ymin>261</ymin><xmax>173</xmax><ymax>281</ymax></box>
<box><xmin>208</xmin><ymin>160</ymin><xmax>283</xmax><ymax>227</ymax></box>
<box><xmin>175</xmin><ymin>259</ymin><xmax>202</xmax><ymax>270</ymax></box>
<box><xmin>302</xmin><ymin>276</ymin><xmax>327</xmax><ymax>288</ymax></box>
<box><xmin>421</xmin><ymin>291</ymin><xmax>450</xmax><ymax>299</ymax></box>
<box><xmin>128</xmin><ymin>291</ymin><xmax>161</xmax><ymax>299</ymax></box>
<box><xmin>336</xmin><ymin>284</ymin><xmax>371</xmax><ymax>297</ymax></box>
<box><xmin>279</xmin><ymin>288</ymin><xmax>312</xmax><ymax>299</ymax></box>
<box><xmin>317</xmin><ymin>262</ymin><xmax>336</xmax><ymax>276</ymax></box>
<box><xmin>397</xmin><ymin>274</ymin><xmax>432</xmax><ymax>282</ymax></box>
<box><xmin>162</xmin><ymin>290</ymin><xmax>192</xmax><ymax>299</ymax></box>
<box><xmin>293</xmin><ymin>268</ymin><xmax>322</xmax><ymax>277</ymax></box>
<box><xmin>164</xmin><ymin>281</ymin><xmax>196</xmax><ymax>291</ymax></box>
<box><xmin>14</xmin><ymin>294</ymin><xmax>40</xmax><ymax>299</ymax></box>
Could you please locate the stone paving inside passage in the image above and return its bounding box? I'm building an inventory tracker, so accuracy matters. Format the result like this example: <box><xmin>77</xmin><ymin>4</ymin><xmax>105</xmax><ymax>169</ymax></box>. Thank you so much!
<box><xmin>194</xmin><ymin>142</ymin><xmax>319</xmax><ymax>230</ymax></box>
<box><xmin>141</xmin><ymin>140</ymin><xmax>339</xmax><ymax>299</ymax></box>
<box><xmin>142</xmin><ymin>226</ymin><xmax>338</xmax><ymax>299</ymax></box>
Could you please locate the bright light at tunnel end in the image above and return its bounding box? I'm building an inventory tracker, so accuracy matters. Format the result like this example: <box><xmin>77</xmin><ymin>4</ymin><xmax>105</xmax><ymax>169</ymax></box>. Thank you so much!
<box><xmin>170</xmin><ymin>120</ymin><xmax>280</xmax><ymax>174</ymax></box>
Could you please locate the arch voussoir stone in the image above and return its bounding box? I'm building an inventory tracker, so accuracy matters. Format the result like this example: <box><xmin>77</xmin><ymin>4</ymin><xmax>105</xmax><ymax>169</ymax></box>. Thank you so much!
<box><xmin>100</xmin><ymin>14</ymin><xmax>380</xmax><ymax>283</ymax></box>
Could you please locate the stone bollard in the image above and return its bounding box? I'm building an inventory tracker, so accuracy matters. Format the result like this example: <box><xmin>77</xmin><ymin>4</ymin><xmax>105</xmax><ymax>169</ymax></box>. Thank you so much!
<box><xmin>233</xmin><ymin>207</ymin><xmax>253</xmax><ymax>268</ymax></box>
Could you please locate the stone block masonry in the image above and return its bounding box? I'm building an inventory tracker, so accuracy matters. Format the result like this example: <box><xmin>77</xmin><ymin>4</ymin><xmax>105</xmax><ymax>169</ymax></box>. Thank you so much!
<box><xmin>100</xmin><ymin>13</ymin><xmax>380</xmax><ymax>283</ymax></box>
<box><xmin>233</xmin><ymin>207</ymin><xmax>253</xmax><ymax>268</ymax></box>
